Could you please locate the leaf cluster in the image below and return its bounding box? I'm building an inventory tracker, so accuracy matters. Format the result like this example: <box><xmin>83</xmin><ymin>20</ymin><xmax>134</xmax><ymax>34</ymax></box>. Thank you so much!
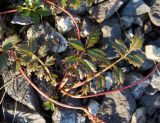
<box><xmin>66</xmin><ymin>32</ymin><xmax>145</xmax><ymax>94</ymax></box>
<box><xmin>18</xmin><ymin>0</ymin><xmax>50</xmax><ymax>23</ymax></box>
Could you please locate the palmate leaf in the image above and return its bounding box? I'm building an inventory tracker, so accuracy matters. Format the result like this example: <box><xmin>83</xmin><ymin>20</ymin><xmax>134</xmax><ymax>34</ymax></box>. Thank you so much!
<box><xmin>38</xmin><ymin>45</ymin><xmax>49</xmax><ymax>58</ymax></box>
<box><xmin>45</xmin><ymin>56</ymin><xmax>55</xmax><ymax>67</ymax></box>
<box><xmin>69</xmin><ymin>39</ymin><xmax>85</xmax><ymax>51</ymax></box>
<box><xmin>83</xmin><ymin>59</ymin><xmax>97</xmax><ymax>72</ymax></box>
<box><xmin>86</xmin><ymin>28</ymin><xmax>101</xmax><ymax>49</ymax></box>
<box><xmin>87</xmin><ymin>48</ymin><xmax>109</xmax><ymax>64</ymax></box>
<box><xmin>112</xmin><ymin>66</ymin><xmax>125</xmax><ymax>84</ymax></box>
<box><xmin>130</xmin><ymin>34</ymin><xmax>143</xmax><ymax>51</ymax></box>
<box><xmin>113</xmin><ymin>39</ymin><xmax>128</xmax><ymax>56</ymax></box>
<box><xmin>2</xmin><ymin>35</ymin><xmax>20</xmax><ymax>53</ymax></box>
<box><xmin>126</xmin><ymin>52</ymin><xmax>145</xmax><ymax>68</ymax></box>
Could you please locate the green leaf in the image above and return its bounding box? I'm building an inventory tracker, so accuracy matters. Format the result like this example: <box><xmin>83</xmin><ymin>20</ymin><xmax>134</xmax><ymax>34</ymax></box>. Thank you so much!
<box><xmin>45</xmin><ymin>56</ymin><xmax>55</xmax><ymax>66</ymax></box>
<box><xmin>36</xmin><ymin>66</ymin><xmax>44</xmax><ymax>79</ymax></box>
<box><xmin>70</xmin><ymin>0</ymin><xmax>82</xmax><ymax>9</ymax></box>
<box><xmin>69</xmin><ymin>39</ymin><xmax>85</xmax><ymax>51</ymax></box>
<box><xmin>37</xmin><ymin>7</ymin><xmax>50</xmax><ymax>16</ymax></box>
<box><xmin>87</xmin><ymin>48</ymin><xmax>109</xmax><ymax>64</ymax></box>
<box><xmin>86</xmin><ymin>28</ymin><xmax>101</xmax><ymax>49</ymax></box>
<box><xmin>112</xmin><ymin>39</ymin><xmax>128</xmax><ymax>56</ymax></box>
<box><xmin>38</xmin><ymin>45</ymin><xmax>49</xmax><ymax>58</ymax></box>
<box><xmin>81</xmin><ymin>84</ymin><xmax>90</xmax><ymax>95</ymax></box>
<box><xmin>112</xmin><ymin>66</ymin><xmax>124</xmax><ymax>84</ymax></box>
<box><xmin>20</xmin><ymin>55</ymin><xmax>32</xmax><ymax>66</ymax></box>
<box><xmin>126</xmin><ymin>52</ymin><xmax>145</xmax><ymax>68</ymax></box>
<box><xmin>83</xmin><ymin>59</ymin><xmax>97</xmax><ymax>72</ymax></box>
<box><xmin>86</xmin><ymin>0</ymin><xmax>95</xmax><ymax>6</ymax></box>
<box><xmin>26</xmin><ymin>61</ymin><xmax>39</xmax><ymax>75</ymax></box>
<box><xmin>130</xmin><ymin>34</ymin><xmax>143</xmax><ymax>51</ymax></box>
<box><xmin>34</xmin><ymin>0</ymin><xmax>41</xmax><ymax>8</ymax></box>
<box><xmin>2</xmin><ymin>35</ymin><xmax>20</xmax><ymax>53</ymax></box>
<box><xmin>0</xmin><ymin>54</ymin><xmax>8</xmax><ymax>72</ymax></box>
<box><xmin>24</xmin><ymin>9</ymin><xmax>30</xmax><ymax>16</ymax></box>
<box><xmin>65</xmin><ymin>55</ymin><xmax>81</xmax><ymax>65</ymax></box>
<box><xmin>43</xmin><ymin>101</ymin><xmax>55</xmax><ymax>110</ymax></box>
<box><xmin>96</xmin><ymin>76</ymin><xmax>106</xmax><ymax>90</ymax></box>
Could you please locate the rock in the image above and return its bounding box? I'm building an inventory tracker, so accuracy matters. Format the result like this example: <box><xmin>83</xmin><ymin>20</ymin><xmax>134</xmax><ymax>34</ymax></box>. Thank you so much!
<box><xmin>56</xmin><ymin>16</ymin><xmax>74</xmax><ymax>33</ymax></box>
<box><xmin>2</xmin><ymin>97</ymin><xmax>46</xmax><ymax>123</ymax></box>
<box><xmin>101</xmin><ymin>17</ymin><xmax>122</xmax><ymax>58</ymax></box>
<box><xmin>97</xmin><ymin>90</ymin><xmax>136</xmax><ymax>123</ymax></box>
<box><xmin>27</xmin><ymin>21</ymin><xmax>67</xmax><ymax>53</ymax></box>
<box><xmin>131</xmin><ymin>107</ymin><xmax>146</xmax><ymax>123</ymax></box>
<box><xmin>52</xmin><ymin>107</ymin><xmax>85</xmax><ymax>123</ymax></box>
<box><xmin>35</xmin><ymin>79</ymin><xmax>56</xmax><ymax>104</ymax></box>
<box><xmin>145</xmin><ymin>45</ymin><xmax>160</xmax><ymax>62</ymax></box>
<box><xmin>121</xmin><ymin>0</ymin><xmax>150</xmax><ymax>17</ymax></box>
<box><xmin>139</xmin><ymin>93</ymin><xmax>160</xmax><ymax>116</ymax></box>
<box><xmin>145</xmin><ymin>85</ymin><xmax>158</xmax><ymax>96</ymax></box>
<box><xmin>2</xmin><ymin>70</ymin><xmax>40</xmax><ymax>110</ymax></box>
<box><xmin>88</xmin><ymin>99</ymin><xmax>99</xmax><ymax>116</ymax></box>
<box><xmin>140</xmin><ymin>58</ymin><xmax>154</xmax><ymax>71</ymax></box>
<box><xmin>125</xmin><ymin>73</ymin><xmax>150</xmax><ymax>99</ymax></box>
<box><xmin>11</xmin><ymin>14</ymin><xmax>34</xmax><ymax>25</ymax></box>
<box><xmin>68</xmin><ymin>0</ymin><xmax>88</xmax><ymax>15</ymax></box>
<box><xmin>105</xmin><ymin>72</ymin><xmax>114</xmax><ymax>90</ymax></box>
<box><xmin>121</xmin><ymin>16</ymin><xmax>134</xmax><ymax>27</ymax></box>
<box><xmin>150</xmin><ymin>69</ymin><xmax>160</xmax><ymax>91</ymax></box>
<box><xmin>80</xmin><ymin>18</ymin><xmax>95</xmax><ymax>38</ymax></box>
<box><xmin>149</xmin><ymin>0</ymin><xmax>160</xmax><ymax>26</ymax></box>
<box><xmin>89</xmin><ymin>0</ymin><xmax>124</xmax><ymax>23</ymax></box>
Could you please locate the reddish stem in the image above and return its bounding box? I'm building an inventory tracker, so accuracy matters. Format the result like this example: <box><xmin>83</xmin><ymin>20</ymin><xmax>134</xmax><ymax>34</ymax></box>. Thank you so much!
<box><xmin>0</xmin><ymin>9</ymin><xmax>17</xmax><ymax>14</ymax></box>
<box><xmin>19</xmin><ymin>67</ymin><xmax>98</xmax><ymax>122</ymax></box>
<box><xmin>62</xmin><ymin>63</ymin><xmax>160</xmax><ymax>98</ymax></box>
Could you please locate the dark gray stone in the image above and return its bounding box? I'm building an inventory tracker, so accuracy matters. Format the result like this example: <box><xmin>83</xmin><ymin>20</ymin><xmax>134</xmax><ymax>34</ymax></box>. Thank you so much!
<box><xmin>139</xmin><ymin>93</ymin><xmax>160</xmax><ymax>116</ymax></box>
<box><xmin>27</xmin><ymin>21</ymin><xmax>67</xmax><ymax>53</ymax></box>
<box><xmin>11</xmin><ymin>14</ymin><xmax>34</xmax><ymax>25</ymax></box>
<box><xmin>89</xmin><ymin>0</ymin><xmax>124</xmax><ymax>23</ymax></box>
<box><xmin>2</xmin><ymin>98</ymin><xmax>46</xmax><ymax>123</ymax></box>
<box><xmin>97</xmin><ymin>90</ymin><xmax>136</xmax><ymax>123</ymax></box>
<box><xmin>80</xmin><ymin>18</ymin><xmax>96</xmax><ymax>38</ymax></box>
<box><xmin>125</xmin><ymin>73</ymin><xmax>150</xmax><ymax>99</ymax></box>
<box><xmin>101</xmin><ymin>17</ymin><xmax>122</xmax><ymax>58</ymax></box>
<box><xmin>52</xmin><ymin>107</ymin><xmax>85</xmax><ymax>123</ymax></box>
<box><xmin>131</xmin><ymin>107</ymin><xmax>146</xmax><ymax>123</ymax></box>
<box><xmin>121</xmin><ymin>0</ymin><xmax>150</xmax><ymax>17</ymax></box>
<box><xmin>2</xmin><ymin>70</ymin><xmax>40</xmax><ymax>110</ymax></box>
